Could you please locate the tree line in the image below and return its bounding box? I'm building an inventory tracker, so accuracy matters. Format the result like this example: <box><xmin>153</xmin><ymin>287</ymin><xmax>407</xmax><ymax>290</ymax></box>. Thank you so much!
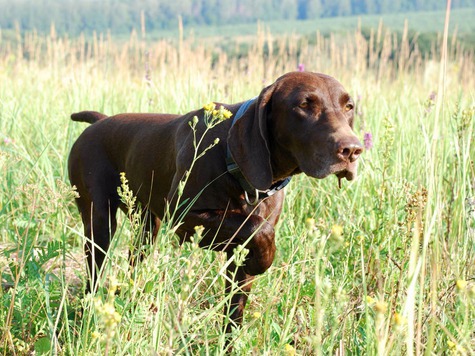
<box><xmin>0</xmin><ymin>0</ymin><xmax>473</xmax><ymax>36</ymax></box>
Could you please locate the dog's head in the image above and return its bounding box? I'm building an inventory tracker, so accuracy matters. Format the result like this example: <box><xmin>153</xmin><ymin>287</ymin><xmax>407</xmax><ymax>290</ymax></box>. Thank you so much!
<box><xmin>228</xmin><ymin>71</ymin><xmax>363</xmax><ymax>190</ymax></box>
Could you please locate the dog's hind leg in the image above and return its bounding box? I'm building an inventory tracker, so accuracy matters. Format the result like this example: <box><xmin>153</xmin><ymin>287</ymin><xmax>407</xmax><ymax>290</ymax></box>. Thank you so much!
<box><xmin>83</xmin><ymin>200</ymin><xmax>120</xmax><ymax>292</ymax></box>
<box><xmin>72</xmin><ymin>168</ymin><xmax>121</xmax><ymax>293</ymax></box>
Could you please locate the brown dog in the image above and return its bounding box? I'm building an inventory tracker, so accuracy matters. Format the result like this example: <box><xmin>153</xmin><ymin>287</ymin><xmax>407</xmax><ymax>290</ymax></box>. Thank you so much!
<box><xmin>68</xmin><ymin>71</ymin><xmax>362</xmax><ymax>332</ymax></box>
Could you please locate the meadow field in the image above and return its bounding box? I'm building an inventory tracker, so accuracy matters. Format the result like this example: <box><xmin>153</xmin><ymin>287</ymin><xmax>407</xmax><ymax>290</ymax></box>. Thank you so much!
<box><xmin>1</xmin><ymin>13</ymin><xmax>475</xmax><ymax>355</ymax></box>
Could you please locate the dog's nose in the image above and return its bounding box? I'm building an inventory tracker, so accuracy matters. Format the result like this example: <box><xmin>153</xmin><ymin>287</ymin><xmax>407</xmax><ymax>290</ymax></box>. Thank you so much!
<box><xmin>337</xmin><ymin>139</ymin><xmax>363</xmax><ymax>162</ymax></box>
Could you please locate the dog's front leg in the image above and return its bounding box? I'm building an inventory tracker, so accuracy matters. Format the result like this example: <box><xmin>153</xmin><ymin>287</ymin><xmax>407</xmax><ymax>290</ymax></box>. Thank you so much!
<box><xmin>224</xmin><ymin>256</ymin><xmax>254</xmax><ymax>334</ymax></box>
<box><xmin>176</xmin><ymin>211</ymin><xmax>276</xmax><ymax>332</ymax></box>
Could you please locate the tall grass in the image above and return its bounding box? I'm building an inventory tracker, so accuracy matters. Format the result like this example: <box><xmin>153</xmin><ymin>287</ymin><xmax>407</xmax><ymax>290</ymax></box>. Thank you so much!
<box><xmin>0</xmin><ymin>15</ymin><xmax>474</xmax><ymax>355</ymax></box>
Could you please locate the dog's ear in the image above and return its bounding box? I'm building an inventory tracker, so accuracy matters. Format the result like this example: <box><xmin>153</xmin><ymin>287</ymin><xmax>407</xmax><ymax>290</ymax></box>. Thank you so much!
<box><xmin>227</xmin><ymin>83</ymin><xmax>276</xmax><ymax>191</ymax></box>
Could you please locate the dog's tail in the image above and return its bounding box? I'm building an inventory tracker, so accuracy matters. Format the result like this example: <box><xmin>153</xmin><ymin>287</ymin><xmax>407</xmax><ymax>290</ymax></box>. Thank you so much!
<box><xmin>71</xmin><ymin>111</ymin><xmax>108</xmax><ymax>124</ymax></box>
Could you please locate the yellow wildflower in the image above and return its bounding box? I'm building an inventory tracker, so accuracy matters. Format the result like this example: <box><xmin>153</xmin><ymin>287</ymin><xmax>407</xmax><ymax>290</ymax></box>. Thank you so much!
<box><xmin>252</xmin><ymin>312</ymin><xmax>262</xmax><ymax>319</ymax></box>
<box><xmin>305</xmin><ymin>217</ymin><xmax>316</xmax><ymax>229</ymax></box>
<box><xmin>374</xmin><ymin>300</ymin><xmax>388</xmax><ymax>314</ymax></box>
<box><xmin>203</xmin><ymin>102</ymin><xmax>216</xmax><ymax>113</ymax></box>
<box><xmin>456</xmin><ymin>279</ymin><xmax>467</xmax><ymax>291</ymax></box>
<box><xmin>95</xmin><ymin>298</ymin><xmax>122</xmax><ymax>333</ymax></box>
<box><xmin>214</xmin><ymin>106</ymin><xmax>232</xmax><ymax>122</ymax></box>
<box><xmin>284</xmin><ymin>344</ymin><xmax>296</xmax><ymax>355</ymax></box>
<box><xmin>233</xmin><ymin>244</ymin><xmax>249</xmax><ymax>267</ymax></box>
<box><xmin>194</xmin><ymin>225</ymin><xmax>205</xmax><ymax>238</ymax></box>
<box><xmin>328</xmin><ymin>224</ymin><xmax>344</xmax><ymax>248</ymax></box>
<box><xmin>108</xmin><ymin>276</ymin><xmax>119</xmax><ymax>297</ymax></box>
<box><xmin>220</xmin><ymin>106</ymin><xmax>233</xmax><ymax>119</ymax></box>
<box><xmin>331</xmin><ymin>224</ymin><xmax>343</xmax><ymax>237</ymax></box>
<box><xmin>393</xmin><ymin>312</ymin><xmax>406</xmax><ymax>326</ymax></box>
<box><xmin>447</xmin><ymin>340</ymin><xmax>466</xmax><ymax>353</ymax></box>
<box><xmin>91</xmin><ymin>331</ymin><xmax>101</xmax><ymax>339</ymax></box>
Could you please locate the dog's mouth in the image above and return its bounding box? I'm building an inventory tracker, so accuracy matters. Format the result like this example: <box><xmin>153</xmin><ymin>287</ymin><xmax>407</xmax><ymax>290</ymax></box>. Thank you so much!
<box><xmin>335</xmin><ymin>169</ymin><xmax>356</xmax><ymax>189</ymax></box>
<box><xmin>300</xmin><ymin>155</ymin><xmax>359</xmax><ymax>185</ymax></box>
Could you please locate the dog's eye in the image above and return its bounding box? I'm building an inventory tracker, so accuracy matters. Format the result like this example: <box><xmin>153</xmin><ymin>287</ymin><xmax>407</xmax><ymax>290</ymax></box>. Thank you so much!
<box><xmin>299</xmin><ymin>101</ymin><xmax>308</xmax><ymax>109</ymax></box>
<box><xmin>345</xmin><ymin>103</ymin><xmax>354</xmax><ymax>112</ymax></box>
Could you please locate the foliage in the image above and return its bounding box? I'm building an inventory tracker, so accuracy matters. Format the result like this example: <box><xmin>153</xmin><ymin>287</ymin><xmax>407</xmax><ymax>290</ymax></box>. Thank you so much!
<box><xmin>0</xmin><ymin>0</ymin><xmax>474</xmax><ymax>36</ymax></box>
<box><xmin>0</xmin><ymin>17</ymin><xmax>474</xmax><ymax>354</ymax></box>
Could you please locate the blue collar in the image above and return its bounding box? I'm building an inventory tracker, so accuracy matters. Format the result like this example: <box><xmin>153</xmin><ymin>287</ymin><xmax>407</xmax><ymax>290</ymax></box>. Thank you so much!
<box><xmin>226</xmin><ymin>98</ymin><xmax>292</xmax><ymax>205</ymax></box>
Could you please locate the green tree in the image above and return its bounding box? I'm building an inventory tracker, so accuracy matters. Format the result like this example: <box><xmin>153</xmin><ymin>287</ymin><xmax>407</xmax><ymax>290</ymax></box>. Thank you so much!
<box><xmin>364</xmin><ymin>0</ymin><xmax>377</xmax><ymax>14</ymax></box>
<box><xmin>0</xmin><ymin>0</ymin><xmax>472</xmax><ymax>35</ymax></box>
<box><xmin>216</xmin><ymin>0</ymin><xmax>237</xmax><ymax>24</ymax></box>
<box><xmin>298</xmin><ymin>0</ymin><xmax>322</xmax><ymax>19</ymax></box>
<box><xmin>278</xmin><ymin>0</ymin><xmax>298</xmax><ymax>20</ymax></box>
<box><xmin>337</xmin><ymin>0</ymin><xmax>352</xmax><ymax>16</ymax></box>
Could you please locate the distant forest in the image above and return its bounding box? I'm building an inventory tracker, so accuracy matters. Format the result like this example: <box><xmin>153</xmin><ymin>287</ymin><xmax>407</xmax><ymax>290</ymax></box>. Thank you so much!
<box><xmin>0</xmin><ymin>0</ymin><xmax>473</xmax><ymax>35</ymax></box>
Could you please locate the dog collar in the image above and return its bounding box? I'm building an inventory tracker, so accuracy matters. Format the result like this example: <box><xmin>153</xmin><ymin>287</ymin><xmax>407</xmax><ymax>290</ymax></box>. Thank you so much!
<box><xmin>226</xmin><ymin>98</ymin><xmax>292</xmax><ymax>205</ymax></box>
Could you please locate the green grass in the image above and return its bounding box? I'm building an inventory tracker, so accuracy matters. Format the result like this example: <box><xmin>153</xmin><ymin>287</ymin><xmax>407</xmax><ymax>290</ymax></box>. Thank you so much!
<box><xmin>0</xmin><ymin>18</ymin><xmax>475</xmax><ymax>354</ymax></box>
